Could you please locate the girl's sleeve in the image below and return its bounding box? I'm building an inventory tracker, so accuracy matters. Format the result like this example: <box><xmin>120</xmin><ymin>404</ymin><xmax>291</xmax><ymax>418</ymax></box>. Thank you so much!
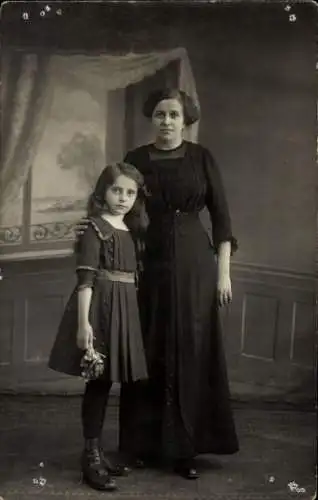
<box><xmin>203</xmin><ymin>148</ymin><xmax>238</xmax><ymax>255</ymax></box>
<box><xmin>75</xmin><ymin>222</ymin><xmax>100</xmax><ymax>289</ymax></box>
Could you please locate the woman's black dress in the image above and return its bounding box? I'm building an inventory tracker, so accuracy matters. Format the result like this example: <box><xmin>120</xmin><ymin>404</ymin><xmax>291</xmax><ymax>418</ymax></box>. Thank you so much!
<box><xmin>119</xmin><ymin>141</ymin><xmax>239</xmax><ymax>460</ymax></box>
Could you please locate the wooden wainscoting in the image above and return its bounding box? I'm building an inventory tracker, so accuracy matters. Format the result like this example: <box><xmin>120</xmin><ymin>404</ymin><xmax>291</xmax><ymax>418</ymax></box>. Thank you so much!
<box><xmin>0</xmin><ymin>257</ymin><xmax>85</xmax><ymax>393</ymax></box>
<box><xmin>0</xmin><ymin>258</ymin><xmax>315</xmax><ymax>401</ymax></box>
<box><xmin>223</xmin><ymin>262</ymin><xmax>315</xmax><ymax>404</ymax></box>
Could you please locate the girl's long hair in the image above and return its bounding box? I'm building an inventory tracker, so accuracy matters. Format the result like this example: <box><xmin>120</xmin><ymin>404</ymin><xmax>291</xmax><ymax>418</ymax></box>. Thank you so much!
<box><xmin>74</xmin><ymin>162</ymin><xmax>148</xmax><ymax>253</ymax></box>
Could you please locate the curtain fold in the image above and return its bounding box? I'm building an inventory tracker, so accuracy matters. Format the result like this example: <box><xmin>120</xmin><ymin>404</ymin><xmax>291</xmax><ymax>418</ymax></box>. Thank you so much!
<box><xmin>51</xmin><ymin>47</ymin><xmax>200</xmax><ymax>142</ymax></box>
<box><xmin>0</xmin><ymin>52</ymin><xmax>54</xmax><ymax>224</ymax></box>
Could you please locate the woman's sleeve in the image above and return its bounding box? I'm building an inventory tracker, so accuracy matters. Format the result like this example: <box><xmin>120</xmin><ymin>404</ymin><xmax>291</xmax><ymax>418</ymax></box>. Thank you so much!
<box><xmin>203</xmin><ymin>148</ymin><xmax>238</xmax><ymax>255</ymax></box>
<box><xmin>75</xmin><ymin>222</ymin><xmax>100</xmax><ymax>289</ymax></box>
<box><xmin>124</xmin><ymin>148</ymin><xmax>145</xmax><ymax>173</ymax></box>
<box><xmin>124</xmin><ymin>149</ymin><xmax>136</xmax><ymax>165</ymax></box>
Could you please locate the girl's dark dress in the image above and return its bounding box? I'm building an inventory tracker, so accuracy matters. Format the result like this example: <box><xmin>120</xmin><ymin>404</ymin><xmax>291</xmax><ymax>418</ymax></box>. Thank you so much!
<box><xmin>48</xmin><ymin>216</ymin><xmax>148</xmax><ymax>383</ymax></box>
<box><xmin>119</xmin><ymin>141</ymin><xmax>239</xmax><ymax>460</ymax></box>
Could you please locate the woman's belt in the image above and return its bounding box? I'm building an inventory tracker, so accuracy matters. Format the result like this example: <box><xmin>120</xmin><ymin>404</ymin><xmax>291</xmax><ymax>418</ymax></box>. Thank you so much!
<box><xmin>96</xmin><ymin>269</ymin><xmax>135</xmax><ymax>283</ymax></box>
<box><xmin>150</xmin><ymin>209</ymin><xmax>200</xmax><ymax>222</ymax></box>
<box><xmin>161</xmin><ymin>208</ymin><xmax>200</xmax><ymax>216</ymax></box>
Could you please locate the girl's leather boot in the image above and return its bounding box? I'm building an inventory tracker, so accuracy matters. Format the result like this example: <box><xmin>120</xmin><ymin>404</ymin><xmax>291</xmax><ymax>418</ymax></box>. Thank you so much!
<box><xmin>81</xmin><ymin>438</ymin><xmax>117</xmax><ymax>491</ymax></box>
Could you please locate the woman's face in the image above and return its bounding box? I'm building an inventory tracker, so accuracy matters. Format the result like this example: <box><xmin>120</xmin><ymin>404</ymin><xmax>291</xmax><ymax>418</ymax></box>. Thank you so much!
<box><xmin>151</xmin><ymin>98</ymin><xmax>185</xmax><ymax>143</ymax></box>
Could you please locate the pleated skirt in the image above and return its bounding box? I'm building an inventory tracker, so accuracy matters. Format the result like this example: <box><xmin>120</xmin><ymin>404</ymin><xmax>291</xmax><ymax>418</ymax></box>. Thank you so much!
<box><xmin>48</xmin><ymin>270</ymin><xmax>148</xmax><ymax>383</ymax></box>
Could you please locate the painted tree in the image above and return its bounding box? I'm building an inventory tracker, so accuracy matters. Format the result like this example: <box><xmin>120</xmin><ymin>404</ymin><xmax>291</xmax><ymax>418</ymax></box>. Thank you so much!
<box><xmin>57</xmin><ymin>132</ymin><xmax>104</xmax><ymax>190</ymax></box>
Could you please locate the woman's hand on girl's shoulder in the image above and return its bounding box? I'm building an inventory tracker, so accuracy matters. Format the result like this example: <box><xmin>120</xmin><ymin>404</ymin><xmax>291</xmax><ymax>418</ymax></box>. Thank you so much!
<box><xmin>75</xmin><ymin>217</ymin><xmax>91</xmax><ymax>237</ymax></box>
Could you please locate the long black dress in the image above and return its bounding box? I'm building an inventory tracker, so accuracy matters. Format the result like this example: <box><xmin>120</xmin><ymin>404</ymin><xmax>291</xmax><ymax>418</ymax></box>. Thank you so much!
<box><xmin>119</xmin><ymin>141</ymin><xmax>239</xmax><ymax>460</ymax></box>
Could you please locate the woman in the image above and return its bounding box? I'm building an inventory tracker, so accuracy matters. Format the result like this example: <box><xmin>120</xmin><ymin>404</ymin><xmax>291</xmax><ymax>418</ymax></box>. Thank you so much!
<box><xmin>118</xmin><ymin>88</ymin><xmax>239</xmax><ymax>479</ymax></box>
<box><xmin>78</xmin><ymin>88</ymin><xmax>239</xmax><ymax>480</ymax></box>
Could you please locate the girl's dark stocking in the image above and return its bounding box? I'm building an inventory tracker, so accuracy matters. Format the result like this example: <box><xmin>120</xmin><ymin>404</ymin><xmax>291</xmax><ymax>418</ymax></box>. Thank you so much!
<box><xmin>82</xmin><ymin>378</ymin><xmax>112</xmax><ymax>439</ymax></box>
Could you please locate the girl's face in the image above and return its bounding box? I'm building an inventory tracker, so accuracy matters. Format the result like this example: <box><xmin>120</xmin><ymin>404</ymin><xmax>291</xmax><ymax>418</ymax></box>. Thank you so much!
<box><xmin>105</xmin><ymin>174</ymin><xmax>138</xmax><ymax>216</ymax></box>
<box><xmin>151</xmin><ymin>98</ymin><xmax>185</xmax><ymax>143</ymax></box>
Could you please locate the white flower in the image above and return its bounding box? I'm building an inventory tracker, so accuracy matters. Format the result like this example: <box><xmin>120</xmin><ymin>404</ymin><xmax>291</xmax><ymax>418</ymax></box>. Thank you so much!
<box><xmin>288</xmin><ymin>480</ymin><xmax>305</xmax><ymax>492</ymax></box>
<box><xmin>39</xmin><ymin>477</ymin><xmax>47</xmax><ymax>487</ymax></box>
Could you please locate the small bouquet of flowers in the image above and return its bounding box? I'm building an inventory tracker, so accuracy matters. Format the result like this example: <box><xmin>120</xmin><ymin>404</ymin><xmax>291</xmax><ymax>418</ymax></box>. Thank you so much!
<box><xmin>80</xmin><ymin>347</ymin><xmax>106</xmax><ymax>382</ymax></box>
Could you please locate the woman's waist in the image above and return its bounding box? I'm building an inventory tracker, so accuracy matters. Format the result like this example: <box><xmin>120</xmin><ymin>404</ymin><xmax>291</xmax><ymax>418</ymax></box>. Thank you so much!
<box><xmin>148</xmin><ymin>209</ymin><xmax>209</xmax><ymax>234</ymax></box>
<box><xmin>148</xmin><ymin>209</ymin><xmax>201</xmax><ymax>228</ymax></box>
<box><xmin>145</xmin><ymin>220</ymin><xmax>214</xmax><ymax>258</ymax></box>
<box><xmin>150</xmin><ymin>207</ymin><xmax>201</xmax><ymax>217</ymax></box>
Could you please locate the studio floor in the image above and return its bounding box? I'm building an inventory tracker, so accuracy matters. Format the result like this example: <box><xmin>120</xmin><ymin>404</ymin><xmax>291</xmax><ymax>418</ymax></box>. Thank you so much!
<box><xmin>0</xmin><ymin>395</ymin><xmax>315</xmax><ymax>500</ymax></box>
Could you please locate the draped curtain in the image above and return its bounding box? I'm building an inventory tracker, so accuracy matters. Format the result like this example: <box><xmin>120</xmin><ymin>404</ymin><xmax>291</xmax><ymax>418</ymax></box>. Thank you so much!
<box><xmin>0</xmin><ymin>47</ymin><xmax>200</xmax><ymax>227</ymax></box>
<box><xmin>0</xmin><ymin>52</ymin><xmax>54</xmax><ymax>224</ymax></box>
<box><xmin>50</xmin><ymin>47</ymin><xmax>200</xmax><ymax>141</ymax></box>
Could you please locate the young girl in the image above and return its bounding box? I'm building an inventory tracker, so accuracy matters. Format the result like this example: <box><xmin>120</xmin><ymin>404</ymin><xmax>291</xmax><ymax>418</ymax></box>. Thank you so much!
<box><xmin>48</xmin><ymin>162</ymin><xmax>148</xmax><ymax>492</ymax></box>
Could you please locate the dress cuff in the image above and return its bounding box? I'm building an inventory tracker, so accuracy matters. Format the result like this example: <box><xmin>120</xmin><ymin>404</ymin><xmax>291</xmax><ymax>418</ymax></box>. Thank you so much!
<box><xmin>213</xmin><ymin>236</ymin><xmax>238</xmax><ymax>256</ymax></box>
<box><xmin>77</xmin><ymin>283</ymin><xmax>94</xmax><ymax>291</ymax></box>
<box><xmin>76</xmin><ymin>269</ymin><xmax>96</xmax><ymax>288</ymax></box>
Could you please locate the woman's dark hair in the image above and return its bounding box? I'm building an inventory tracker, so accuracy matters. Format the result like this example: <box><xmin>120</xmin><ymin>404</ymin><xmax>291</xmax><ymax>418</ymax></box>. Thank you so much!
<box><xmin>74</xmin><ymin>162</ymin><xmax>148</xmax><ymax>253</ymax></box>
<box><xmin>142</xmin><ymin>88</ymin><xmax>200</xmax><ymax>126</ymax></box>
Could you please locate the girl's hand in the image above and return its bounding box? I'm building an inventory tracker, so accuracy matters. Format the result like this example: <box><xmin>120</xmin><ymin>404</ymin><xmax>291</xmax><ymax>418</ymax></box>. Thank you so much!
<box><xmin>75</xmin><ymin>218</ymin><xmax>90</xmax><ymax>237</ymax></box>
<box><xmin>217</xmin><ymin>273</ymin><xmax>232</xmax><ymax>307</ymax></box>
<box><xmin>77</xmin><ymin>322</ymin><xmax>94</xmax><ymax>351</ymax></box>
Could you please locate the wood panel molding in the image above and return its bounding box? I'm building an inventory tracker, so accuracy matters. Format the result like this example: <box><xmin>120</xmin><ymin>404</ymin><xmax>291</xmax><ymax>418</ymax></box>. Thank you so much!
<box><xmin>231</xmin><ymin>260</ymin><xmax>315</xmax><ymax>280</ymax></box>
<box><xmin>231</xmin><ymin>261</ymin><xmax>315</xmax><ymax>293</ymax></box>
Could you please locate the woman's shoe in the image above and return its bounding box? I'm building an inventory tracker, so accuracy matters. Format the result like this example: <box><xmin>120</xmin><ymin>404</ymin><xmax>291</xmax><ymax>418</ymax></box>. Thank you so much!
<box><xmin>174</xmin><ymin>459</ymin><xmax>199</xmax><ymax>480</ymax></box>
<box><xmin>99</xmin><ymin>448</ymin><xmax>131</xmax><ymax>476</ymax></box>
<box><xmin>130</xmin><ymin>455</ymin><xmax>160</xmax><ymax>469</ymax></box>
<box><xmin>134</xmin><ymin>457</ymin><xmax>146</xmax><ymax>468</ymax></box>
<box><xmin>81</xmin><ymin>438</ymin><xmax>117</xmax><ymax>491</ymax></box>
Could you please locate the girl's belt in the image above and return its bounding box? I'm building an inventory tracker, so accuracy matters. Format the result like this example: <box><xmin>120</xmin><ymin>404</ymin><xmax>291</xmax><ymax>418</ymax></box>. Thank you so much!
<box><xmin>96</xmin><ymin>269</ymin><xmax>135</xmax><ymax>284</ymax></box>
